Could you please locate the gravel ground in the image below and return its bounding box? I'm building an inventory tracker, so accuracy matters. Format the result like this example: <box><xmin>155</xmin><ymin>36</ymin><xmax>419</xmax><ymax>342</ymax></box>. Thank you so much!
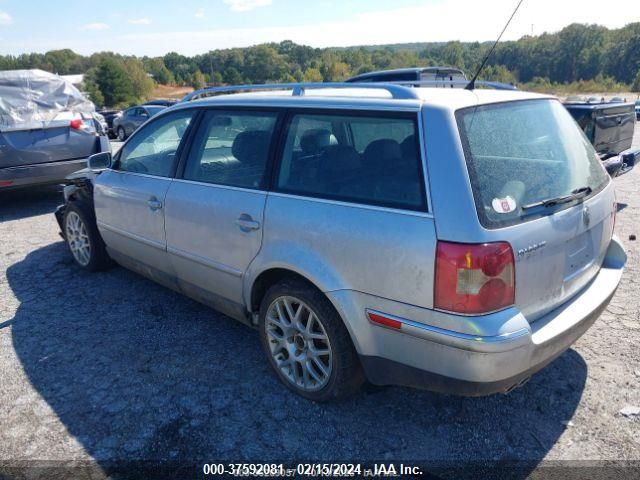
<box><xmin>0</xmin><ymin>132</ymin><xmax>639</xmax><ymax>478</ymax></box>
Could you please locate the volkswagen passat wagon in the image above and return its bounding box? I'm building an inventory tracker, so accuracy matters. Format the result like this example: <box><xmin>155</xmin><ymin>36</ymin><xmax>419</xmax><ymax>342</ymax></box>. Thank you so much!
<box><xmin>55</xmin><ymin>83</ymin><xmax>626</xmax><ymax>401</ymax></box>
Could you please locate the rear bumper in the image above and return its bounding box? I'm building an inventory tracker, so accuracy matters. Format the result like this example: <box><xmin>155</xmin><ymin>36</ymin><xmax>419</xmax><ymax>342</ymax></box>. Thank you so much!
<box><xmin>0</xmin><ymin>158</ymin><xmax>87</xmax><ymax>189</ymax></box>
<box><xmin>329</xmin><ymin>236</ymin><xmax>626</xmax><ymax>396</ymax></box>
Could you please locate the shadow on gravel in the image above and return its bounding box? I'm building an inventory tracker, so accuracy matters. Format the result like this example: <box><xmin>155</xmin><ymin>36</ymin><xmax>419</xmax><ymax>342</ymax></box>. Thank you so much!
<box><xmin>7</xmin><ymin>243</ymin><xmax>588</xmax><ymax>479</ymax></box>
<box><xmin>0</xmin><ymin>185</ymin><xmax>63</xmax><ymax>222</ymax></box>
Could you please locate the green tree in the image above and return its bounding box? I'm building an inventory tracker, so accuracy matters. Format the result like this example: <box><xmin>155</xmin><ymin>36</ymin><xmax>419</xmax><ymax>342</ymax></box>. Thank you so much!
<box><xmin>211</xmin><ymin>71</ymin><xmax>223</xmax><ymax>86</ymax></box>
<box><xmin>223</xmin><ymin>67</ymin><xmax>243</xmax><ymax>85</ymax></box>
<box><xmin>243</xmin><ymin>45</ymin><xmax>287</xmax><ymax>83</ymax></box>
<box><xmin>442</xmin><ymin>41</ymin><xmax>465</xmax><ymax>69</ymax></box>
<box><xmin>323</xmin><ymin>62</ymin><xmax>351</xmax><ymax>81</ymax></box>
<box><xmin>303</xmin><ymin>67</ymin><xmax>323</xmax><ymax>82</ymax></box>
<box><xmin>482</xmin><ymin>65</ymin><xmax>516</xmax><ymax>84</ymax></box>
<box><xmin>83</xmin><ymin>69</ymin><xmax>105</xmax><ymax>107</ymax></box>
<box><xmin>191</xmin><ymin>69</ymin><xmax>206</xmax><ymax>89</ymax></box>
<box><xmin>93</xmin><ymin>58</ymin><xmax>134</xmax><ymax>107</ymax></box>
<box><xmin>144</xmin><ymin>58</ymin><xmax>175</xmax><ymax>84</ymax></box>
<box><xmin>124</xmin><ymin>58</ymin><xmax>155</xmax><ymax>102</ymax></box>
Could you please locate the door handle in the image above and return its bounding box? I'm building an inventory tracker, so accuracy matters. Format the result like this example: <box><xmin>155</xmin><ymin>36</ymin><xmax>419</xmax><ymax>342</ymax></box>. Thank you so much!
<box><xmin>147</xmin><ymin>198</ymin><xmax>163</xmax><ymax>211</ymax></box>
<box><xmin>235</xmin><ymin>214</ymin><xmax>260</xmax><ymax>232</ymax></box>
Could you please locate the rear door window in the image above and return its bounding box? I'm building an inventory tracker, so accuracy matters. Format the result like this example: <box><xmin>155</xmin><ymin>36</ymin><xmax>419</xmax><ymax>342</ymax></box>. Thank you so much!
<box><xmin>276</xmin><ymin>112</ymin><xmax>425</xmax><ymax>211</ymax></box>
<box><xmin>182</xmin><ymin>110</ymin><xmax>279</xmax><ymax>189</ymax></box>
<box><xmin>456</xmin><ymin>99</ymin><xmax>609</xmax><ymax>229</ymax></box>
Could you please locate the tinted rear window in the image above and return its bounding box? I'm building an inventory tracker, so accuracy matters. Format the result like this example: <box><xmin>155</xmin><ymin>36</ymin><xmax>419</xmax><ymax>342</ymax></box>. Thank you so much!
<box><xmin>276</xmin><ymin>112</ymin><xmax>425</xmax><ymax>211</ymax></box>
<box><xmin>456</xmin><ymin>99</ymin><xmax>609</xmax><ymax>229</ymax></box>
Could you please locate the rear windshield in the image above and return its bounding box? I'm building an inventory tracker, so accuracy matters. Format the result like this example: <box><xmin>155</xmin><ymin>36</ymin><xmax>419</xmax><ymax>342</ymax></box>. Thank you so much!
<box><xmin>456</xmin><ymin>99</ymin><xmax>609</xmax><ymax>229</ymax></box>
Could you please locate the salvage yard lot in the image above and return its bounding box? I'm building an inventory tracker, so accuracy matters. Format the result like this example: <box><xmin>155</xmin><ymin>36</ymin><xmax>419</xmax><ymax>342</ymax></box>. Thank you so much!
<box><xmin>0</xmin><ymin>130</ymin><xmax>639</xmax><ymax>474</ymax></box>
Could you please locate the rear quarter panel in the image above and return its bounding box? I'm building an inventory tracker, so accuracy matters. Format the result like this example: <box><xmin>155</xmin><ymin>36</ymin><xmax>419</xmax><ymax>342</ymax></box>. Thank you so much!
<box><xmin>245</xmin><ymin>194</ymin><xmax>438</xmax><ymax>310</ymax></box>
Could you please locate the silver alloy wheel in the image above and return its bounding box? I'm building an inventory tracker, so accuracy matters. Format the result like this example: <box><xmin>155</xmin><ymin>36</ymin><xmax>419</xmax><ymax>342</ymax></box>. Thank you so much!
<box><xmin>117</xmin><ymin>127</ymin><xmax>125</xmax><ymax>141</ymax></box>
<box><xmin>265</xmin><ymin>296</ymin><xmax>333</xmax><ymax>392</ymax></box>
<box><xmin>65</xmin><ymin>211</ymin><xmax>91</xmax><ymax>267</ymax></box>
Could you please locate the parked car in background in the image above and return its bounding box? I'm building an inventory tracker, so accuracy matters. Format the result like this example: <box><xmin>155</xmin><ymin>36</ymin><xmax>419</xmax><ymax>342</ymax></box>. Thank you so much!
<box><xmin>608</xmin><ymin>96</ymin><xmax>626</xmax><ymax>103</ymax></box>
<box><xmin>347</xmin><ymin>66</ymin><xmax>467</xmax><ymax>86</ymax></box>
<box><xmin>112</xmin><ymin>105</ymin><xmax>166</xmax><ymax>141</ymax></box>
<box><xmin>93</xmin><ymin>112</ymin><xmax>109</xmax><ymax>136</ymax></box>
<box><xmin>563</xmin><ymin>100</ymin><xmax>635</xmax><ymax>159</ymax></box>
<box><xmin>0</xmin><ymin>69</ymin><xmax>110</xmax><ymax>189</ymax></box>
<box><xmin>347</xmin><ymin>66</ymin><xmax>517</xmax><ymax>90</ymax></box>
<box><xmin>143</xmin><ymin>99</ymin><xmax>178</xmax><ymax>107</ymax></box>
<box><xmin>56</xmin><ymin>82</ymin><xmax>625</xmax><ymax>402</ymax></box>
<box><xmin>635</xmin><ymin>100</ymin><xmax>640</xmax><ymax>120</ymax></box>
<box><xmin>97</xmin><ymin>109</ymin><xmax>123</xmax><ymax>138</ymax></box>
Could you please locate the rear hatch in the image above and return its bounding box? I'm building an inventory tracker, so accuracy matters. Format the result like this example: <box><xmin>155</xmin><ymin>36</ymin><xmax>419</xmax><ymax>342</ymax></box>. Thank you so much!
<box><xmin>0</xmin><ymin>112</ymin><xmax>100</xmax><ymax>169</ymax></box>
<box><xmin>456</xmin><ymin>99</ymin><xmax>614</xmax><ymax>322</ymax></box>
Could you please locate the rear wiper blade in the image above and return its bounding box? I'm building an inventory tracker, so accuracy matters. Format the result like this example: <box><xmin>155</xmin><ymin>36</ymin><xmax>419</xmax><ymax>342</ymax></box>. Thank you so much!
<box><xmin>522</xmin><ymin>186</ymin><xmax>592</xmax><ymax>210</ymax></box>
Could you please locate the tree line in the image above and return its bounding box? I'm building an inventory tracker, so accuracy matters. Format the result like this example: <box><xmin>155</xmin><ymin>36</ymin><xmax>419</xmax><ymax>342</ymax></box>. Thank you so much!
<box><xmin>0</xmin><ymin>22</ymin><xmax>638</xmax><ymax>107</ymax></box>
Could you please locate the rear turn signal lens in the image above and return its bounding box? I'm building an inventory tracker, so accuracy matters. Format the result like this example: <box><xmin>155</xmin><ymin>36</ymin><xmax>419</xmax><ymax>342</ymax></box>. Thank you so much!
<box><xmin>434</xmin><ymin>241</ymin><xmax>515</xmax><ymax>315</ymax></box>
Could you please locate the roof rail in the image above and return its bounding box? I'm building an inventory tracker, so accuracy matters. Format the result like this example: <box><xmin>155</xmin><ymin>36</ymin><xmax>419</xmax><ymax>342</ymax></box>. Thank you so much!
<box><xmin>393</xmin><ymin>80</ymin><xmax>518</xmax><ymax>91</ymax></box>
<box><xmin>180</xmin><ymin>82</ymin><xmax>421</xmax><ymax>102</ymax></box>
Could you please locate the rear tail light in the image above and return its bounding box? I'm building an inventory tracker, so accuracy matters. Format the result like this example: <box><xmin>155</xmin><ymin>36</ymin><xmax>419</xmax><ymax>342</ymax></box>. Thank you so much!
<box><xmin>69</xmin><ymin>119</ymin><xmax>83</xmax><ymax>130</ymax></box>
<box><xmin>434</xmin><ymin>241</ymin><xmax>515</xmax><ymax>315</ymax></box>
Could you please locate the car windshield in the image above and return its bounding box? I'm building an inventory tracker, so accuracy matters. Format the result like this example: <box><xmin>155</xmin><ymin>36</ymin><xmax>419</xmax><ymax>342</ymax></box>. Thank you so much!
<box><xmin>456</xmin><ymin>99</ymin><xmax>609</xmax><ymax>229</ymax></box>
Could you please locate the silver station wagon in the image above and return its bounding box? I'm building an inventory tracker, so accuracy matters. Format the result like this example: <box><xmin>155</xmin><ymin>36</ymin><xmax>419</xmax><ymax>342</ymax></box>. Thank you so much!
<box><xmin>56</xmin><ymin>82</ymin><xmax>626</xmax><ymax>401</ymax></box>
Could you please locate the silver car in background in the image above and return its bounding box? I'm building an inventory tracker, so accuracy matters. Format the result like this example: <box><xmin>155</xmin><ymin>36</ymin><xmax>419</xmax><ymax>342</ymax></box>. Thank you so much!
<box><xmin>0</xmin><ymin>69</ymin><xmax>110</xmax><ymax>189</ymax></box>
<box><xmin>56</xmin><ymin>82</ymin><xmax>626</xmax><ymax>402</ymax></box>
<box><xmin>112</xmin><ymin>105</ymin><xmax>166</xmax><ymax>141</ymax></box>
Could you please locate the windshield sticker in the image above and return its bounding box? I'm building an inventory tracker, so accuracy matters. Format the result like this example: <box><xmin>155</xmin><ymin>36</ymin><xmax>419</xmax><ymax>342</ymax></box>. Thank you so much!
<box><xmin>492</xmin><ymin>196</ymin><xmax>517</xmax><ymax>214</ymax></box>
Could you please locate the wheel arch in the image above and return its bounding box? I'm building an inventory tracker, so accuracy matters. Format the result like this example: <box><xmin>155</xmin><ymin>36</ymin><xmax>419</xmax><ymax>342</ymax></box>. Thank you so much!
<box><xmin>248</xmin><ymin>267</ymin><xmax>324</xmax><ymax>315</ymax></box>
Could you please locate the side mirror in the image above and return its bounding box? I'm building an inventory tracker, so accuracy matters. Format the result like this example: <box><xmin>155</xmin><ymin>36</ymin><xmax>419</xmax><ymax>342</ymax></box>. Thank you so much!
<box><xmin>88</xmin><ymin>152</ymin><xmax>112</xmax><ymax>171</ymax></box>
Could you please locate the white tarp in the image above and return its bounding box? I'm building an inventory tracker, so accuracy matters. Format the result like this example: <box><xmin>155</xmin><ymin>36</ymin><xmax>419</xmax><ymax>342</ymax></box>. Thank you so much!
<box><xmin>0</xmin><ymin>69</ymin><xmax>95</xmax><ymax>131</ymax></box>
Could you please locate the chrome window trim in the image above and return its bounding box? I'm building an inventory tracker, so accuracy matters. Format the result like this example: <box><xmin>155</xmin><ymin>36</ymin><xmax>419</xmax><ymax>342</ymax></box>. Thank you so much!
<box><xmin>416</xmin><ymin>109</ymin><xmax>433</xmax><ymax>213</ymax></box>
<box><xmin>106</xmin><ymin>168</ymin><xmax>174</xmax><ymax>181</ymax></box>
<box><xmin>171</xmin><ymin>177</ymin><xmax>268</xmax><ymax>195</ymax></box>
<box><xmin>268</xmin><ymin>191</ymin><xmax>434</xmax><ymax>218</ymax></box>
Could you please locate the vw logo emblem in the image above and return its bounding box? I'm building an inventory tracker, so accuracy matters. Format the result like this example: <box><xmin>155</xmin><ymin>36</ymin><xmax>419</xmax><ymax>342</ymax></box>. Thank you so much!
<box><xmin>583</xmin><ymin>207</ymin><xmax>591</xmax><ymax>227</ymax></box>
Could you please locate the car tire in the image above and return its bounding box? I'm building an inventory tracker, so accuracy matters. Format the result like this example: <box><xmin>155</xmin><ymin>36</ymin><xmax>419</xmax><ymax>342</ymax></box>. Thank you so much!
<box><xmin>258</xmin><ymin>279</ymin><xmax>364</xmax><ymax>402</ymax></box>
<box><xmin>63</xmin><ymin>202</ymin><xmax>112</xmax><ymax>272</ymax></box>
<box><xmin>117</xmin><ymin>127</ymin><xmax>126</xmax><ymax>141</ymax></box>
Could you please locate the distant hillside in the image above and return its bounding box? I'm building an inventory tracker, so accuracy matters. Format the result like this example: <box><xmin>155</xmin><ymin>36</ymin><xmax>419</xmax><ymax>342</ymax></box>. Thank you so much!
<box><xmin>1</xmin><ymin>22</ymin><xmax>638</xmax><ymax>106</ymax></box>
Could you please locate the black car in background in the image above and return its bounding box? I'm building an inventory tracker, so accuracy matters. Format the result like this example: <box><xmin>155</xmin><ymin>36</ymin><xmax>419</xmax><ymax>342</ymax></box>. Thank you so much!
<box><xmin>97</xmin><ymin>109</ymin><xmax>122</xmax><ymax>139</ymax></box>
<box><xmin>564</xmin><ymin>99</ymin><xmax>636</xmax><ymax>176</ymax></box>
<box><xmin>563</xmin><ymin>100</ymin><xmax>635</xmax><ymax>158</ymax></box>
